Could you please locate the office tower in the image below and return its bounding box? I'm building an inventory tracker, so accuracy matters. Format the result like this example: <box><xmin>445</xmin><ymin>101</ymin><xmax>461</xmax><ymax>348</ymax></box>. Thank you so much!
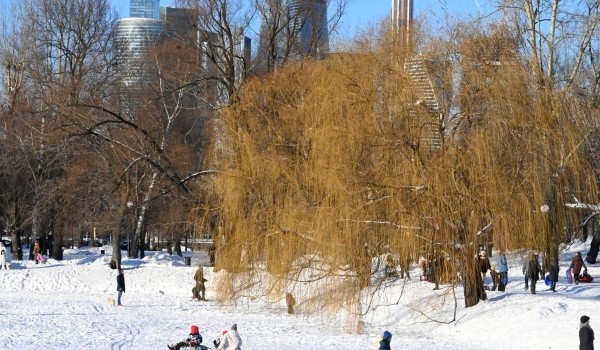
<box><xmin>130</xmin><ymin>0</ymin><xmax>160</xmax><ymax>19</ymax></box>
<box><xmin>288</xmin><ymin>0</ymin><xmax>329</xmax><ymax>57</ymax></box>
<box><xmin>160</xmin><ymin>6</ymin><xmax>197</xmax><ymax>43</ymax></box>
<box><xmin>114</xmin><ymin>17</ymin><xmax>165</xmax><ymax>87</ymax></box>
<box><xmin>258</xmin><ymin>0</ymin><xmax>329</xmax><ymax>70</ymax></box>
<box><xmin>392</xmin><ymin>0</ymin><xmax>413</xmax><ymax>45</ymax></box>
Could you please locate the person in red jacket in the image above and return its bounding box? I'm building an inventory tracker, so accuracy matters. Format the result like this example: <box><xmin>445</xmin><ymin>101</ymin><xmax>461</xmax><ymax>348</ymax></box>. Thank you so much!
<box><xmin>570</xmin><ymin>252</ymin><xmax>588</xmax><ymax>285</ymax></box>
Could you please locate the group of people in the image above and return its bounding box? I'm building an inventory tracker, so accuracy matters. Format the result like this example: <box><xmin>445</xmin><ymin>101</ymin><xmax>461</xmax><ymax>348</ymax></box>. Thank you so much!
<box><xmin>479</xmin><ymin>250</ymin><xmax>510</xmax><ymax>292</ymax></box>
<box><xmin>167</xmin><ymin>323</ymin><xmax>242</xmax><ymax>350</ymax></box>
<box><xmin>478</xmin><ymin>249</ymin><xmax>592</xmax><ymax>295</ymax></box>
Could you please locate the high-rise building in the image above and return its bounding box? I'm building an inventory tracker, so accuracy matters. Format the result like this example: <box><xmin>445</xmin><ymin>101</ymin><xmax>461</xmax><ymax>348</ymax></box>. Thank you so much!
<box><xmin>392</xmin><ymin>0</ymin><xmax>413</xmax><ymax>45</ymax></box>
<box><xmin>258</xmin><ymin>0</ymin><xmax>329</xmax><ymax>70</ymax></box>
<box><xmin>288</xmin><ymin>0</ymin><xmax>328</xmax><ymax>57</ymax></box>
<box><xmin>114</xmin><ymin>17</ymin><xmax>165</xmax><ymax>87</ymax></box>
<box><xmin>160</xmin><ymin>6</ymin><xmax>197</xmax><ymax>43</ymax></box>
<box><xmin>130</xmin><ymin>0</ymin><xmax>160</xmax><ymax>19</ymax></box>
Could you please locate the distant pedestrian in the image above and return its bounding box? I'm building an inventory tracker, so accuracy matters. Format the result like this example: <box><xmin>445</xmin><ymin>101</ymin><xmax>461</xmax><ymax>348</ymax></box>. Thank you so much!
<box><xmin>496</xmin><ymin>251</ymin><xmax>508</xmax><ymax>292</ymax></box>
<box><xmin>527</xmin><ymin>252</ymin><xmax>542</xmax><ymax>294</ymax></box>
<box><xmin>571</xmin><ymin>252</ymin><xmax>588</xmax><ymax>285</ymax></box>
<box><xmin>0</xmin><ymin>241</ymin><xmax>7</xmax><ymax>269</ymax></box>
<box><xmin>116</xmin><ymin>268</ymin><xmax>125</xmax><ymax>306</ymax></box>
<box><xmin>217</xmin><ymin>324</ymin><xmax>242</xmax><ymax>350</ymax></box>
<box><xmin>379</xmin><ymin>330</ymin><xmax>392</xmax><ymax>350</ymax></box>
<box><xmin>579</xmin><ymin>315</ymin><xmax>594</xmax><ymax>350</ymax></box>
<box><xmin>193</xmin><ymin>265</ymin><xmax>206</xmax><ymax>301</ymax></box>
<box><xmin>479</xmin><ymin>251</ymin><xmax>491</xmax><ymax>285</ymax></box>
<box><xmin>33</xmin><ymin>240</ymin><xmax>41</xmax><ymax>264</ymax></box>
<box><xmin>286</xmin><ymin>292</ymin><xmax>296</xmax><ymax>314</ymax></box>
<box><xmin>548</xmin><ymin>260</ymin><xmax>559</xmax><ymax>292</ymax></box>
<box><xmin>522</xmin><ymin>254</ymin><xmax>530</xmax><ymax>290</ymax></box>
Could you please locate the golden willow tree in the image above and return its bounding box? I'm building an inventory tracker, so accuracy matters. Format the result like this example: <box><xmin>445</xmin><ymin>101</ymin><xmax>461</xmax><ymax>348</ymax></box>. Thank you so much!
<box><xmin>205</xmin><ymin>22</ymin><xmax>597</xmax><ymax>326</ymax></box>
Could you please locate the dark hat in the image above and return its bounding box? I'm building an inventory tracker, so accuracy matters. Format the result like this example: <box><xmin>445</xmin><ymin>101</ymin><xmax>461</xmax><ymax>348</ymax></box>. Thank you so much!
<box><xmin>231</xmin><ymin>324</ymin><xmax>237</xmax><ymax>331</ymax></box>
<box><xmin>581</xmin><ymin>315</ymin><xmax>590</xmax><ymax>324</ymax></box>
<box><xmin>383</xmin><ymin>330</ymin><xmax>392</xmax><ymax>339</ymax></box>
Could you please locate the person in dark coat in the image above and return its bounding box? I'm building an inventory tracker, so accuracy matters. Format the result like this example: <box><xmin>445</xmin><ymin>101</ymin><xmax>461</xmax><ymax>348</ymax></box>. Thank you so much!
<box><xmin>579</xmin><ymin>315</ymin><xmax>595</xmax><ymax>350</ymax></box>
<box><xmin>549</xmin><ymin>260</ymin><xmax>559</xmax><ymax>292</ymax></box>
<box><xmin>527</xmin><ymin>252</ymin><xmax>542</xmax><ymax>294</ymax></box>
<box><xmin>379</xmin><ymin>330</ymin><xmax>392</xmax><ymax>350</ymax></box>
<box><xmin>116</xmin><ymin>268</ymin><xmax>125</xmax><ymax>306</ymax></box>
<box><xmin>571</xmin><ymin>252</ymin><xmax>588</xmax><ymax>285</ymax></box>
<box><xmin>479</xmin><ymin>251</ymin><xmax>491</xmax><ymax>285</ymax></box>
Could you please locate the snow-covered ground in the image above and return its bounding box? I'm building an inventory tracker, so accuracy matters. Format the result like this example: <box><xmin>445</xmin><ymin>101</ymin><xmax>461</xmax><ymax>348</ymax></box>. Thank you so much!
<box><xmin>0</xmin><ymin>239</ymin><xmax>598</xmax><ymax>350</ymax></box>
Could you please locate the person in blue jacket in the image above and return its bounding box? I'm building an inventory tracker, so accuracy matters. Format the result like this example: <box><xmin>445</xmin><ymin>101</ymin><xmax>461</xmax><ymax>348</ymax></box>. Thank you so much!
<box><xmin>496</xmin><ymin>251</ymin><xmax>508</xmax><ymax>292</ymax></box>
<box><xmin>168</xmin><ymin>325</ymin><xmax>202</xmax><ymax>350</ymax></box>
<box><xmin>379</xmin><ymin>330</ymin><xmax>392</xmax><ymax>350</ymax></box>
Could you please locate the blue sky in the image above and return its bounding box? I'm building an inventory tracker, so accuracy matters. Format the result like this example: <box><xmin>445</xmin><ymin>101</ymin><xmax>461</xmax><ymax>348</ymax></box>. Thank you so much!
<box><xmin>110</xmin><ymin>0</ymin><xmax>486</xmax><ymax>33</ymax></box>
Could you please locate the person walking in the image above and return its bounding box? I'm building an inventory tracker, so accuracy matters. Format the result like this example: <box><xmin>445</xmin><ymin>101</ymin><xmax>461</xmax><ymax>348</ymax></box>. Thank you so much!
<box><xmin>527</xmin><ymin>252</ymin><xmax>542</xmax><ymax>294</ymax></box>
<box><xmin>571</xmin><ymin>252</ymin><xmax>588</xmax><ymax>285</ymax></box>
<box><xmin>548</xmin><ymin>260</ymin><xmax>559</xmax><ymax>292</ymax></box>
<box><xmin>217</xmin><ymin>324</ymin><xmax>242</xmax><ymax>350</ymax></box>
<box><xmin>193</xmin><ymin>265</ymin><xmax>206</xmax><ymax>301</ymax></box>
<box><xmin>496</xmin><ymin>251</ymin><xmax>508</xmax><ymax>292</ymax></box>
<box><xmin>579</xmin><ymin>315</ymin><xmax>595</xmax><ymax>350</ymax></box>
<box><xmin>379</xmin><ymin>330</ymin><xmax>392</xmax><ymax>350</ymax></box>
<box><xmin>522</xmin><ymin>254</ymin><xmax>530</xmax><ymax>290</ymax></box>
<box><xmin>116</xmin><ymin>268</ymin><xmax>125</xmax><ymax>306</ymax></box>
<box><xmin>0</xmin><ymin>241</ymin><xmax>8</xmax><ymax>270</ymax></box>
<box><xmin>479</xmin><ymin>251</ymin><xmax>491</xmax><ymax>286</ymax></box>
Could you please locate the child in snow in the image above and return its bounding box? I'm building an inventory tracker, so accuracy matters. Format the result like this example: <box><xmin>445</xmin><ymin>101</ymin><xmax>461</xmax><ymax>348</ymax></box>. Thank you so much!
<box><xmin>168</xmin><ymin>325</ymin><xmax>202</xmax><ymax>350</ymax></box>
<box><xmin>217</xmin><ymin>324</ymin><xmax>242</xmax><ymax>350</ymax></box>
<box><xmin>379</xmin><ymin>330</ymin><xmax>392</xmax><ymax>350</ymax></box>
<box><xmin>213</xmin><ymin>330</ymin><xmax>228</xmax><ymax>348</ymax></box>
<box><xmin>0</xmin><ymin>241</ymin><xmax>8</xmax><ymax>269</ymax></box>
<box><xmin>570</xmin><ymin>252</ymin><xmax>588</xmax><ymax>285</ymax></box>
<box><xmin>33</xmin><ymin>240</ymin><xmax>46</xmax><ymax>264</ymax></box>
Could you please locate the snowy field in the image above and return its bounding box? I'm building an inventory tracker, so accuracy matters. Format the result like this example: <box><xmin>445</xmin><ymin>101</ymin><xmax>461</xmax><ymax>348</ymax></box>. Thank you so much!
<box><xmin>0</xmin><ymin>239</ymin><xmax>598</xmax><ymax>350</ymax></box>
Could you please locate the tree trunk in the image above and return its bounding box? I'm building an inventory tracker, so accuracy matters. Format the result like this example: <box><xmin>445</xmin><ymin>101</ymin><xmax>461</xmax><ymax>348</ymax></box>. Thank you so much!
<box><xmin>463</xmin><ymin>247</ymin><xmax>486</xmax><ymax>307</ymax></box>
<box><xmin>10</xmin><ymin>230</ymin><xmax>23</xmax><ymax>261</ymax></box>
<box><xmin>52</xmin><ymin>236</ymin><xmax>63</xmax><ymax>260</ymax></box>
<box><xmin>586</xmin><ymin>232</ymin><xmax>599</xmax><ymax>264</ymax></box>
<box><xmin>112</xmin><ymin>230</ymin><xmax>122</xmax><ymax>269</ymax></box>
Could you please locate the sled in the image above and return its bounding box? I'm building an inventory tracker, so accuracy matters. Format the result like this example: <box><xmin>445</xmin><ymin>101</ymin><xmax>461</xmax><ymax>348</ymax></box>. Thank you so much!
<box><xmin>579</xmin><ymin>271</ymin><xmax>594</xmax><ymax>283</ymax></box>
<box><xmin>566</xmin><ymin>269</ymin><xmax>573</xmax><ymax>284</ymax></box>
<box><xmin>36</xmin><ymin>253</ymin><xmax>47</xmax><ymax>264</ymax></box>
<box><xmin>180</xmin><ymin>345</ymin><xmax>212</xmax><ymax>350</ymax></box>
<box><xmin>544</xmin><ymin>273</ymin><xmax>551</xmax><ymax>286</ymax></box>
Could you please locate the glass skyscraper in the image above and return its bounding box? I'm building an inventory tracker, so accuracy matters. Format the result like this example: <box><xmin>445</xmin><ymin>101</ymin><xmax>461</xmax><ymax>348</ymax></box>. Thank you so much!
<box><xmin>130</xmin><ymin>0</ymin><xmax>160</xmax><ymax>19</ymax></box>
<box><xmin>392</xmin><ymin>0</ymin><xmax>413</xmax><ymax>44</ymax></box>
<box><xmin>258</xmin><ymin>0</ymin><xmax>329</xmax><ymax>69</ymax></box>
